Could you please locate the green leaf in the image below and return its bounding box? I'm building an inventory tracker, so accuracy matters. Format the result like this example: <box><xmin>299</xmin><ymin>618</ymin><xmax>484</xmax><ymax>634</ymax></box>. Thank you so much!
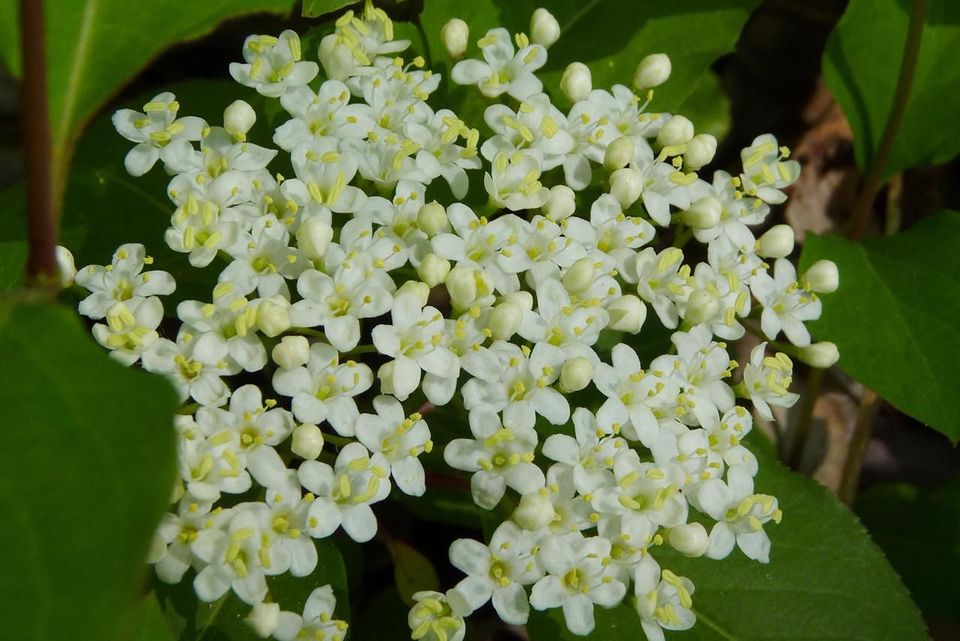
<box><xmin>387</xmin><ymin>540</ymin><xmax>440</xmax><ymax>605</ymax></box>
<box><xmin>857</xmin><ymin>480</ymin><xmax>960</xmax><ymax>621</ymax></box>
<box><xmin>800</xmin><ymin>211</ymin><xmax>960</xmax><ymax>442</ymax></box>
<box><xmin>156</xmin><ymin>538</ymin><xmax>348</xmax><ymax>640</ymax></box>
<box><xmin>133</xmin><ymin>594</ymin><xmax>177</xmax><ymax>641</ymax></box>
<box><xmin>303</xmin><ymin>0</ymin><xmax>356</xmax><ymax>18</ymax></box>
<box><xmin>418</xmin><ymin>0</ymin><xmax>758</xmax><ymax>111</ymax></box>
<box><xmin>823</xmin><ymin>0</ymin><xmax>960</xmax><ymax>179</ymax></box>
<box><xmin>0</xmin><ymin>300</ymin><xmax>178</xmax><ymax>641</ymax></box>
<box><xmin>529</xmin><ymin>436</ymin><xmax>928</xmax><ymax>641</ymax></box>
<box><xmin>0</xmin><ymin>0</ymin><xmax>294</xmax><ymax>196</ymax></box>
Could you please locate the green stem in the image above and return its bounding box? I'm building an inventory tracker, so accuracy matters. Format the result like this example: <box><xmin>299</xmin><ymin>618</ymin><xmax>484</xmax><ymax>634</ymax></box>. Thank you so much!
<box><xmin>342</xmin><ymin>344</ymin><xmax>378</xmax><ymax>356</ymax></box>
<box><xmin>848</xmin><ymin>0</ymin><xmax>927</xmax><ymax>241</ymax></box>
<box><xmin>788</xmin><ymin>367</ymin><xmax>824</xmax><ymax>470</ymax></box>
<box><xmin>839</xmin><ymin>388</ymin><xmax>880</xmax><ymax>505</ymax></box>
<box><xmin>414</xmin><ymin>16</ymin><xmax>432</xmax><ymax>69</ymax></box>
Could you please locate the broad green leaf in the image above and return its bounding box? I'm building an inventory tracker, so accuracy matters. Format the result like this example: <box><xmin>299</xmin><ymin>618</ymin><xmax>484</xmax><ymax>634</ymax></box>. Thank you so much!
<box><xmin>800</xmin><ymin>211</ymin><xmax>960</xmax><ymax>442</ymax></box>
<box><xmin>0</xmin><ymin>300</ymin><xmax>179</xmax><ymax>641</ymax></box>
<box><xmin>674</xmin><ymin>71</ymin><xmax>731</xmax><ymax>141</ymax></box>
<box><xmin>857</xmin><ymin>480</ymin><xmax>960</xmax><ymax>621</ymax></box>
<box><xmin>387</xmin><ymin>540</ymin><xmax>440</xmax><ymax>605</ymax></box>
<box><xmin>156</xmin><ymin>538</ymin><xmax>348</xmax><ymax>640</ymax></box>
<box><xmin>529</xmin><ymin>436</ymin><xmax>927</xmax><ymax>641</ymax></box>
<box><xmin>303</xmin><ymin>0</ymin><xmax>356</xmax><ymax>17</ymax></box>
<box><xmin>823</xmin><ymin>0</ymin><xmax>960</xmax><ymax>179</ymax></box>
<box><xmin>133</xmin><ymin>594</ymin><xmax>177</xmax><ymax>641</ymax></box>
<box><xmin>418</xmin><ymin>0</ymin><xmax>758</xmax><ymax>111</ymax></box>
<box><xmin>0</xmin><ymin>0</ymin><xmax>295</xmax><ymax>205</ymax></box>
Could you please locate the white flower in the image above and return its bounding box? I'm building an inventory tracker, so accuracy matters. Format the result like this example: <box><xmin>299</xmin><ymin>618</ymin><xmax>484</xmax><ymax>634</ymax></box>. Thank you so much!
<box><xmin>273</xmin><ymin>81</ymin><xmax>373</xmax><ymax>152</ymax></box>
<box><xmin>409</xmin><ymin>591</ymin><xmax>467</xmax><ymax>641</ymax></box>
<box><xmin>271</xmin><ymin>342</ymin><xmax>373</xmax><ymax>436</ymax></box>
<box><xmin>355</xmin><ymin>396</ymin><xmax>432</xmax><ymax>496</ymax></box>
<box><xmin>633</xmin><ymin>557</ymin><xmax>696</xmax><ymax>641</ymax></box>
<box><xmin>484</xmin><ymin>150</ymin><xmax>549</xmax><ymax>211</ymax></box>
<box><xmin>444</xmin><ymin>409</ymin><xmax>544</xmax><ymax>509</ymax></box>
<box><xmin>112</xmin><ymin>92</ymin><xmax>205</xmax><ymax>175</ymax></box>
<box><xmin>217</xmin><ymin>215</ymin><xmax>310</xmax><ymax>299</ymax></box>
<box><xmin>742</xmin><ymin>343</ymin><xmax>800</xmax><ymax>421</ymax></box>
<box><xmin>142</xmin><ymin>329</ymin><xmax>238</xmax><ymax>406</ymax></box>
<box><xmin>274</xmin><ymin>585</ymin><xmax>349</xmax><ymax>641</ymax></box>
<box><xmin>177</xmin><ymin>290</ymin><xmax>267</xmax><ymax>373</ymax></box>
<box><xmin>629</xmin><ymin>247</ymin><xmax>690</xmax><ymax>329</ymax></box>
<box><xmin>739</xmin><ymin>134</ymin><xmax>800</xmax><ymax>204</ymax></box>
<box><xmin>752</xmin><ymin>258</ymin><xmax>822</xmax><ymax>347</ymax></box>
<box><xmin>151</xmin><ymin>499</ymin><xmax>233</xmax><ymax>584</ymax></box>
<box><xmin>542</xmin><ymin>408</ymin><xmax>627</xmax><ymax>494</ymax></box>
<box><xmin>247</xmin><ymin>474</ymin><xmax>318</xmax><ymax>577</ymax></box>
<box><xmin>452</xmin><ymin>28</ymin><xmax>546</xmax><ymax>100</ymax></box>
<box><xmin>229</xmin><ymin>31</ymin><xmax>319</xmax><ymax>98</ymax></box>
<box><xmin>164</xmin><ymin>172</ymin><xmax>248</xmax><ymax>268</ymax></box>
<box><xmin>448</xmin><ymin>522</ymin><xmax>541</xmax><ymax>624</ymax></box>
<box><xmin>297</xmin><ymin>442</ymin><xmax>391</xmax><ymax>542</ymax></box>
<box><xmin>529</xmin><ymin>533</ymin><xmax>627</xmax><ymax>636</ymax></box>
<box><xmin>702</xmin><ymin>469</ymin><xmax>782</xmax><ymax>563</ymax></box>
<box><xmin>91</xmin><ymin>298</ymin><xmax>163</xmax><ymax>365</ymax></box>
<box><xmin>76</xmin><ymin>243</ymin><xmax>175</xmax><ymax>319</ymax></box>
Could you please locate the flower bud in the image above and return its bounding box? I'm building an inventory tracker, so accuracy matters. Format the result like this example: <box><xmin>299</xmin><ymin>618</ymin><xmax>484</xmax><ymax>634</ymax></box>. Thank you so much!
<box><xmin>562</xmin><ymin>257</ymin><xmax>596</xmax><ymax>293</ymax></box>
<box><xmin>417</xmin><ymin>253</ymin><xmax>451</xmax><ymax>288</ymax></box>
<box><xmin>296</xmin><ymin>217</ymin><xmax>333</xmax><ymax>261</ymax></box>
<box><xmin>684</xmin><ymin>133</ymin><xmax>717</xmax><ymax>170</ymax></box>
<box><xmin>560</xmin><ymin>62</ymin><xmax>592</xmax><ymax>102</ymax></box>
<box><xmin>542</xmin><ymin>184</ymin><xmax>576</xmax><ymax>221</ymax></box>
<box><xmin>291</xmin><ymin>423</ymin><xmax>325</xmax><ymax>460</ymax></box>
<box><xmin>446</xmin><ymin>266</ymin><xmax>491</xmax><ymax>310</ymax></box>
<box><xmin>441</xmin><ymin>18</ymin><xmax>469</xmax><ymax>59</ymax></box>
<box><xmin>657</xmin><ymin>115</ymin><xmax>695</xmax><ymax>147</ymax></box>
<box><xmin>272</xmin><ymin>335</ymin><xmax>310</xmax><ymax>369</ymax></box>
<box><xmin>668</xmin><ymin>522</ymin><xmax>709</xmax><ymax>557</ymax></box>
<box><xmin>245</xmin><ymin>601</ymin><xmax>280</xmax><ymax>638</ymax></box>
<box><xmin>417</xmin><ymin>200</ymin><xmax>448</xmax><ymax>236</ymax></box>
<box><xmin>603</xmin><ymin>136</ymin><xmax>635</xmax><ymax>172</ymax></box>
<box><xmin>56</xmin><ymin>245</ymin><xmax>76</xmax><ymax>288</ymax></box>
<box><xmin>610</xmin><ymin>168</ymin><xmax>643</xmax><ymax>208</ymax></box>
<box><xmin>318</xmin><ymin>33</ymin><xmax>355</xmax><ymax>81</ymax></box>
<box><xmin>606</xmin><ymin>295</ymin><xmax>647</xmax><ymax>333</ymax></box>
<box><xmin>397</xmin><ymin>280</ymin><xmax>430</xmax><ymax>307</ymax></box>
<box><xmin>560</xmin><ymin>356</ymin><xmax>593</xmax><ymax>392</ymax></box>
<box><xmin>633</xmin><ymin>53</ymin><xmax>671</xmax><ymax>90</ymax></box>
<box><xmin>224</xmin><ymin>100</ymin><xmax>256</xmax><ymax>139</ymax></box>
<box><xmin>682</xmin><ymin>196</ymin><xmax>722</xmax><ymax>230</ymax></box>
<box><xmin>802</xmin><ymin>259</ymin><xmax>839</xmax><ymax>293</ymax></box>
<box><xmin>257</xmin><ymin>296</ymin><xmax>291</xmax><ymax>337</ymax></box>
<box><xmin>684</xmin><ymin>289</ymin><xmax>719</xmax><ymax>325</ymax></box>
<box><xmin>513</xmin><ymin>488</ymin><xmax>557</xmax><ymax>530</ymax></box>
<box><xmin>530</xmin><ymin>8</ymin><xmax>561</xmax><ymax>47</ymax></box>
<box><xmin>800</xmin><ymin>341</ymin><xmax>840</xmax><ymax>368</ymax></box>
<box><xmin>500</xmin><ymin>290</ymin><xmax>534</xmax><ymax>312</ymax></box>
<box><xmin>757</xmin><ymin>224</ymin><xmax>795</xmax><ymax>259</ymax></box>
<box><xmin>489</xmin><ymin>302</ymin><xmax>523</xmax><ymax>340</ymax></box>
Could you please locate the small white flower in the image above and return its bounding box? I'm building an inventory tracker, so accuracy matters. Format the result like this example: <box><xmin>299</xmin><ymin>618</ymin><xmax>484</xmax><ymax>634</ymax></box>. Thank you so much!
<box><xmin>633</xmin><ymin>557</ymin><xmax>696</xmax><ymax>641</ymax></box>
<box><xmin>356</xmin><ymin>396</ymin><xmax>432</xmax><ymax>496</ymax></box>
<box><xmin>408</xmin><ymin>590</ymin><xmax>467</xmax><ymax>641</ymax></box>
<box><xmin>451</xmin><ymin>28</ymin><xmax>546</xmax><ymax>100</ymax></box>
<box><xmin>742</xmin><ymin>343</ymin><xmax>800</xmax><ymax>421</ymax></box>
<box><xmin>112</xmin><ymin>92</ymin><xmax>205</xmax><ymax>175</ymax></box>
<box><xmin>274</xmin><ymin>585</ymin><xmax>349</xmax><ymax>641</ymax></box>
<box><xmin>91</xmin><ymin>298</ymin><xmax>163</xmax><ymax>366</ymax></box>
<box><xmin>229</xmin><ymin>31</ymin><xmax>319</xmax><ymax>98</ymax></box>
<box><xmin>76</xmin><ymin>243</ymin><xmax>175</xmax><ymax>319</ymax></box>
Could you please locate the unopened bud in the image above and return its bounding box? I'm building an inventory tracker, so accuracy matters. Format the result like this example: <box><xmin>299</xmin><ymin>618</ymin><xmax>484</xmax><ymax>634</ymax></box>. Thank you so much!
<box><xmin>562</xmin><ymin>257</ymin><xmax>596</xmax><ymax>293</ymax></box>
<box><xmin>684</xmin><ymin>133</ymin><xmax>717</xmax><ymax>170</ymax></box>
<box><xmin>802</xmin><ymin>259</ymin><xmax>839</xmax><ymax>293</ymax></box>
<box><xmin>56</xmin><ymin>245</ymin><xmax>76</xmax><ymax>288</ymax></box>
<box><xmin>668</xmin><ymin>522</ymin><xmax>709</xmax><ymax>557</ymax></box>
<box><xmin>530</xmin><ymin>8</ymin><xmax>561</xmax><ymax>47</ymax></box>
<box><xmin>224</xmin><ymin>100</ymin><xmax>256</xmax><ymax>139</ymax></box>
<box><xmin>560</xmin><ymin>62</ymin><xmax>592</xmax><ymax>102</ymax></box>
<box><xmin>757</xmin><ymin>225</ymin><xmax>795</xmax><ymax>259</ymax></box>
<box><xmin>607</xmin><ymin>295</ymin><xmax>646</xmax><ymax>333</ymax></box>
<box><xmin>513</xmin><ymin>489</ymin><xmax>557</xmax><ymax>530</ymax></box>
<box><xmin>657</xmin><ymin>115</ymin><xmax>695</xmax><ymax>147</ymax></box>
<box><xmin>318</xmin><ymin>34</ymin><xmax>355</xmax><ymax>81</ymax></box>
<box><xmin>542</xmin><ymin>184</ymin><xmax>576</xmax><ymax>221</ymax></box>
<box><xmin>245</xmin><ymin>601</ymin><xmax>280</xmax><ymax>638</ymax></box>
<box><xmin>682</xmin><ymin>197</ymin><xmax>722</xmax><ymax>230</ymax></box>
<box><xmin>272</xmin><ymin>335</ymin><xmax>310</xmax><ymax>369</ymax></box>
<box><xmin>560</xmin><ymin>356</ymin><xmax>593</xmax><ymax>392</ymax></box>
<box><xmin>397</xmin><ymin>280</ymin><xmax>430</xmax><ymax>307</ymax></box>
<box><xmin>610</xmin><ymin>168</ymin><xmax>643</xmax><ymax>208</ymax></box>
<box><xmin>634</xmin><ymin>53</ymin><xmax>671</xmax><ymax>90</ymax></box>
<box><xmin>489</xmin><ymin>302</ymin><xmax>523</xmax><ymax>340</ymax></box>
<box><xmin>296</xmin><ymin>217</ymin><xmax>333</xmax><ymax>261</ymax></box>
<box><xmin>417</xmin><ymin>201</ymin><xmax>448</xmax><ymax>236</ymax></box>
<box><xmin>684</xmin><ymin>289</ymin><xmax>719</xmax><ymax>325</ymax></box>
<box><xmin>446</xmin><ymin>266</ymin><xmax>491</xmax><ymax>310</ymax></box>
<box><xmin>257</xmin><ymin>296</ymin><xmax>291</xmax><ymax>337</ymax></box>
<box><xmin>800</xmin><ymin>341</ymin><xmax>840</xmax><ymax>368</ymax></box>
<box><xmin>500</xmin><ymin>290</ymin><xmax>534</xmax><ymax>312</ymax></box>
<box><xmin>291</xmin><ymin>423</ymin><xmax>324</xmax><ymax>460</ymax></box>
<box><xmin>417</xmin><ymin>253</ymin><xmax>451</xmax><ymax>288</ymax></box>
<box><xmin>604</xmin><ymin>136</ymin><xmax>635</xmax><ymax>172</ymax></box>
<box><xmin>441</xmin><ymin>18</ymin><xmax>469</xmax><ymax>59</ymax></box>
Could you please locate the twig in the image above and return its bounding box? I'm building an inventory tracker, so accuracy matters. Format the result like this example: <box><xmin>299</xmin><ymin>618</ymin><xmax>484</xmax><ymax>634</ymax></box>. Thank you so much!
<box><xmin>839</xmin><ymin>388</ymin><xmax>880</xmax><ymax>505</ymax></box>
<box><xmin>788</xmin><ymin>367</ymin><xmax>824</xmax><ymax>470</ymax></box>
<box><xmin>848</xmin><ymin>0</ymin><xmax>927</xmax><ymax>241</ymax></box>
<box><xmin>20</xmin><ymin>0</ymin><xmax>57</xmax><ymax>284</ymax></box>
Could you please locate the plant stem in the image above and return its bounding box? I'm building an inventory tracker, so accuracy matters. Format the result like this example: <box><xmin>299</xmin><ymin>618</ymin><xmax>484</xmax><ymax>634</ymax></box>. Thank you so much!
<box><xmin>788</xmin><ymin>367</ymin><xmax>824</xmax><ymax>470</ymax></box>
<box><xmin>839</xmin><ymin>388</ymin><xmax>880</xmax><ymax>505</ymax></box>
<box><xmin>20</xmin><ymin>0</ymin><xmax>57</xmax><ymax>284</ymax></box>
<box><xmin>848</xmin><ymin>0</ymin><xmax>927</xmax><ymax>241</ymax></box>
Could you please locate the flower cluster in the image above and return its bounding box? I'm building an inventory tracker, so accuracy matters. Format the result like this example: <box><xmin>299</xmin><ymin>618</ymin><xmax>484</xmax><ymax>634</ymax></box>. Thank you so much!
<box><xmin>73</xmin><ymin>3</ymin><xmax>839</xmax><ymax>640</ymax></box>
